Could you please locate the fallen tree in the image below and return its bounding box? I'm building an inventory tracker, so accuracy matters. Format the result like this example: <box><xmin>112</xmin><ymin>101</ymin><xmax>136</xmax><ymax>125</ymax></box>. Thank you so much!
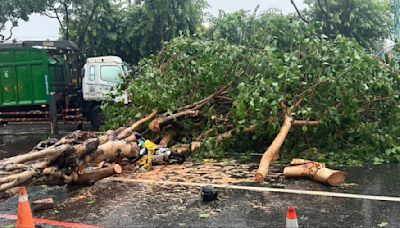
<box><xmin>103</xmin><ymin>32</ymin><xmax>399</xmax><ymax>182</ymax></box>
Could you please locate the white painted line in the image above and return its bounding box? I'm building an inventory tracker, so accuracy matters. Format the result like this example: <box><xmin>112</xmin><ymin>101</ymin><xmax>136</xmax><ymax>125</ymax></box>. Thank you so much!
<box><xmin>107</xmin><ymin>177</ymin><xmax>400</xmax><ymax>202</ymax></box>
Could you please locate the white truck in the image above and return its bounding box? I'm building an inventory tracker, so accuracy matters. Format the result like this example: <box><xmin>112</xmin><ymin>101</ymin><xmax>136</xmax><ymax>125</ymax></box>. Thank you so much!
<box><xmin>81</xmin><ymin>56</ymin><xmax>130</xmax><ymax>129</ymax></box>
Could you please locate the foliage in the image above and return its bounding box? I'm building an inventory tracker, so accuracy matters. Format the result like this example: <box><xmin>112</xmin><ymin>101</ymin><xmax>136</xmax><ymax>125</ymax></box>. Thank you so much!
<box><xmin>300</xmin><ymin>0</ymin><xmax>392</xmax><ymax>48</ymax></box>
<box><xmin>0</xmin><ymin>0</ymin><xmax>47</xmax><ymax>40</ymax></box>
<box><xmin>104</xmin><ymin>11</ymin><xmax>400</xmax><ymax>166</ymax></box>
<box><xmin>43</xmin><ymin>0</ymin><xmax>110</xmax><ymax>48</ymax></box>
<box><xmin>65</xmin><ymin>0</ymin><xmax>207</xmax><ymax>63</ymax></box>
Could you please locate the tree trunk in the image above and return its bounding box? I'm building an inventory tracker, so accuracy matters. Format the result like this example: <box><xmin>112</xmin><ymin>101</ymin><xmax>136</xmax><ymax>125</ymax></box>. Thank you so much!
<box><xmin>0</xmin><ymin>170</ymin><xmax>36</xmax><ymax>191</ymax></box>
<box><xmin>284</xmin><ymin>159</ymin><xmax>347</xmax><ymax>186</ymax></box>
<box><xmin>255</xmin><ymin>115</ymin><xmax>293</xmax><ymax>182</ymax></box>
<box><xmin>1</xmin><ymin>145</ymin><xmax>72</xmax><ymax>165</ymax></box>
<box><xmin>72</xmin><ymin>164</ymin><xmax>122</xmax><ymax>185</ymax></box>
<box><xmin>74</xmin><ymin>138</ymin><xmax>100</xmax><ymax>157</ymax></box>
<box><xmin>82</xmin><ymin>141</ymin><xmax>138</xmax><ymax>164</ymax></box>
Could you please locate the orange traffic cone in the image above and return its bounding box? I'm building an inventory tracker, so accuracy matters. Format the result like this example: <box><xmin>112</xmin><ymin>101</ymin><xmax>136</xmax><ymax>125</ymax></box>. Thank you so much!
<box><xmin>16</xmin><ymin>187</ymin><xmax>35</xmax><ymax>228</ymax></box>
<box><xmin>286</xmin><ymin>206</ymin><xmax>299</xmax><ymax>228</ymax></box>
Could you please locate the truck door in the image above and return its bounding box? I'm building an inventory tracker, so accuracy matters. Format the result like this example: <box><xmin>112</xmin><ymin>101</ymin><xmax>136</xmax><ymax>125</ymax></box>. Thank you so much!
<box><xmin>82</xmin><ymin>64</ymin><xmax>98</xmax><ymax>101</ymax></box>
<box><xmin>0</xmin><ymin>67</ymin><xmax>17</xmax><ymax>106</ymax></box>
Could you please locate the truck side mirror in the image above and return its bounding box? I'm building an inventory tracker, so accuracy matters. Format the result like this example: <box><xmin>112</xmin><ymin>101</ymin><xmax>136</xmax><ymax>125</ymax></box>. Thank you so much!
<box><xmin>80</xmin><ymin>69</ymin><xmax>85</xmax><ymax>78</ymax></box>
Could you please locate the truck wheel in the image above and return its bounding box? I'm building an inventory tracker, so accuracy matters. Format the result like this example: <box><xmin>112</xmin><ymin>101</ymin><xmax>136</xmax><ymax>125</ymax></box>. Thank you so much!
<box><xmin>89</xmin><ymin>106</ymin><xmax>105</xmax><ymax>131</ymax></box>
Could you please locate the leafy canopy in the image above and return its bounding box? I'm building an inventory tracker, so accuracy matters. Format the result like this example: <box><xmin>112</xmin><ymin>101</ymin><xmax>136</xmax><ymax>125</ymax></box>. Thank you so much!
<box><xmin>104</xmin><ymin>11</ymin><xmax>400</xmax><ymax>166</ymax></box>
<box><xmin>66</xmin><ymin>0</ymin><xmax>207</xmax><ymax>63</ymax></box>
<box><xmin>301</xmin><ymin>0</ymin><xmax>392</xmax><ymax>48</ymax></box>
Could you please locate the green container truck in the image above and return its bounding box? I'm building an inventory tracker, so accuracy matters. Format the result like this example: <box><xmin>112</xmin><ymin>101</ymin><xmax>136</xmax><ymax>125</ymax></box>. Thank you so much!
<box><xmin>0</xmin><ymin>43</ymin><xmax>74</xmax><ymax>107</ymax></box>
<box><xmin>0</xmin><ymin>41</ymin><xmax>129</xmax><ymax>131</ymax></box>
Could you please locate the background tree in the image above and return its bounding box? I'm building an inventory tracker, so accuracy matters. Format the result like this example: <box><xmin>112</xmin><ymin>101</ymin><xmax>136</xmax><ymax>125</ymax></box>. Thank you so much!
<box><xmin>291</xmin><ymin>0</ymin><xmax>392</xmax><ymax>48</ymax></box>
<box><xmin>0</xmin><ymin>0</ymin><xmax>47</xmax><ymax>40</ymax></box>
<box><xmin>65</xmin><ymin>0</ymin><xmax>207</xmax><ymax>63</ymax></box>
<box><xmin>43</xmin><ymin>0</ymin><xmax>110</xmax><ymax>48</ymax></box>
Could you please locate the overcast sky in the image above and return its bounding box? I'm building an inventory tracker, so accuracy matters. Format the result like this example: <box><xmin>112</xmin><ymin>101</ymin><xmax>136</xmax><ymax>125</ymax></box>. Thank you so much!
<box><xmin>4</xmin><ymin>0</ymin><xmax>305</xmax><ymax>40</ymax></box>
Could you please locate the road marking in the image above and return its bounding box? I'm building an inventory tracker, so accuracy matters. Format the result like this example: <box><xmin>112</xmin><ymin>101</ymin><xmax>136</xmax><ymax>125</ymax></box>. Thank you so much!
<box><xmin>107</xmin><ymin>177</ymin><xmax>400</xmax><ymax>202</ymax></box>
<box><xmin>0</xmin><ymin>214</ymin><xmax>103</xmax><ymax>228</ymax></box>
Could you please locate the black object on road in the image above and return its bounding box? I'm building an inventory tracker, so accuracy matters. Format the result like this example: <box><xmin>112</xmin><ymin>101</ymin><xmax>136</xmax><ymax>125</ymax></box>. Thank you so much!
<box><xmin>201</xmin><ymin>185</ymin><xmax>218</xmax><ymax>202</ymax></box>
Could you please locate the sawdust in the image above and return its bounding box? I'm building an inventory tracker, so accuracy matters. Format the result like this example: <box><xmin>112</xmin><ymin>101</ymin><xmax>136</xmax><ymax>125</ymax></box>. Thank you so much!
<box><xmin>119</xmin><ymin>160</ymin><xmax>283</xmax><ymax>186</ymax></box>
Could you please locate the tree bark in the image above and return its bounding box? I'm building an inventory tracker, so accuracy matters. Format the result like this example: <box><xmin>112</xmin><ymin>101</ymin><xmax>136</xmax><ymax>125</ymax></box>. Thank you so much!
<box><xmin>313</xmin><ymin>168</ymin><xmax>347</xmax><ymax>186</ymax></box>
<box><xmin>1</xmin><ymin>145</ymin><xmax>73</xmax><ymax>165</ymax></box>
<box><xmin>82</xmin><ymin>141</ymin><xmax>138</xmax><ymax>164</ymax></box>
<box><xmin>149</xmin><ymin>110</ymin><xmax>199</xmax><ymax>132</ymax></box>
<box><xmin>72</xmin><ymin>164</ymin><xmax>122</xmax><ymax>186</ymax></box>
<box><xmin>116</xmin><ymin>111</ymin><xmax>158</xmax><ymax>139</ymax></box>
<box><xmin>255</xmin><ymin>115</ymin><xmax>293</xmax><ymax>182</ymax></box>
<box><xmin>32</xmin><ymin>198</ymin><xmax>55</xmax><ymax>212</ymax></box>
<box><xmin>159</xmin><ymin>132</ymin><xmax>175</xmax><ymax>147</ymax></box>
<box><xmin>284</xmin><ymin>159</ymin><xmax>347</xmax><ymax>186</ymax></box>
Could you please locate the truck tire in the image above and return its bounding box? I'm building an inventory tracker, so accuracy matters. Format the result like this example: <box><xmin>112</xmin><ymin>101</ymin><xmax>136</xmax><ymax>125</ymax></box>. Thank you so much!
<box><xmin>89</xmin><ymin>106</ymin><xmax>105</xmax><ymax>131</ymax></box>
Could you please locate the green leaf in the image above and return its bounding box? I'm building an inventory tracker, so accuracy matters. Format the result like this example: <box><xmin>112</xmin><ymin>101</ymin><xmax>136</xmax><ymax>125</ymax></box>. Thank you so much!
<box><xmin>377</xmin><ymin>222</ymin><xmax>388</xmax><ymax>227</ymax></box>
<box><xmin>134</xmin><ymin>112</ymin><xmax>142</xmax><ymax>118</ymax></box>
<box><xmin>199</xmin><ymin>213</ymin><xmax>209</xmax><ymax>219</ymax></box>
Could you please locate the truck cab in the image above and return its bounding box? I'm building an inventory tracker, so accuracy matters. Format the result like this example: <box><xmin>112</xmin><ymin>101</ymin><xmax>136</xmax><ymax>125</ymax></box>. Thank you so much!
<box><xmin>82</xmin><ymin>56</ymin><xmax>129</xmax><ymax>104</ymax></box>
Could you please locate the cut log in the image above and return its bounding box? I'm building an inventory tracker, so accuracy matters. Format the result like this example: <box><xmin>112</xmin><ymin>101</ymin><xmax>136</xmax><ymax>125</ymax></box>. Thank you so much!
<box><xmin>74</xmin><ymin>138</ymin><xmax>100</xmax><ymax>157</ymax></box>
<box><xmin>116</xmin><ymin>111</ymin><xmax>158</xmax><ymax>139</ymax></box>
<box><xmin>255</xmin><ymin>115</ymin><xmax>293</xmax><ymax>182</ymax></box>
<box><xmin>0</xmin><ymin>187</ymin><xmax>19</xmax><ymax>203</ymax></box>
<box><xmin>283</xmin><ymin>160</ymin><xmax>347</xmax><ymax>186</ymax></box>
<box><xmin>152</xmin><ymin>154</ymin><xmax>169</xmax><ymax>165</ymax></box>
<box><xmin>159</xmin><ymin>132</ymin><xmax>175</xmax><ymax>147</ymax></box>
<box><xmin>313</xmin><ymin>168</ymin><xmax>347</xmax><ymax>186</ymax></box>
<box><xmin>72</xmin><ymin>164</ymin><xmax>122</xmax><ymax>185</ymax></box>
<box><xmin>171</xmin><ymin>144</ymin><xmax>190</xmax><ymax>154</ymax></box>
<box><xmin>82</xmin><ymin>141</ymin><xmax>139</xmax><ymax>164</ymax></box>
<box><xmin>0</xmin><ymin>170</ymin><xmax>36</xmax><ymax>191</ymax></box>
<box><xmin>32</xmin><ymin>198</ymin><xmax>55</xmax><ymax>212</ymax></box>
<box><xmin>1</xmin><ymin>145</ymin><xmax>73</xmax><ymax>165</ymax></box>
<box><xmin>283</xmin><ymin>162</ymin><xmax>325</xmax><ymax>178</ymax></box>
<box><xmin>290</xmin><ymin>158</ymin><xmax>323</xmax><ymax>165</ymax></box>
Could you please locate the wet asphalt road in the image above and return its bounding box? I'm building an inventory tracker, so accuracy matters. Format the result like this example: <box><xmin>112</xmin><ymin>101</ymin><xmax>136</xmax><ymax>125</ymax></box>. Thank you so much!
<box><xmin>0</xmin><ymin>124</ymin><xmax>399</xmax><ymax>227</ymax></box>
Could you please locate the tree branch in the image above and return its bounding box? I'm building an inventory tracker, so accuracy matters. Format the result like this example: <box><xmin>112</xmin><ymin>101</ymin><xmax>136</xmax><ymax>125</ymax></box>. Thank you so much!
<box><xmin>293</xmin><ymin>120</ymin><xmax>321</xmax><ymax>126</ymax></box>
<box><xmin>77</xmin><ymin>2</ymin><xmax>100</xmax><ymax>47</ymax></box>
<box><xmin>3</xmin><ymin>23</ymin><xmax>17</xmax><ymax>41</ymax></box>
<box><xmin>62</xmin><ymin>2</ymin><xmax>69</xmax><ymax>39</ymax></box>
<box><xmin>290</xmin><ymin>0</ymin><xmax>309</xmax><ymax>23</ymax></box>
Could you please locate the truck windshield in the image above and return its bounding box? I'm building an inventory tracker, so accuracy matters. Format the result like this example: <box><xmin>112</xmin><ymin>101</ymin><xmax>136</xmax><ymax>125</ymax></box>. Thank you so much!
<box><xmin>100</xmin><ymin>65</ymin><xmax>122</xmax><ymax>83</ymax></box>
